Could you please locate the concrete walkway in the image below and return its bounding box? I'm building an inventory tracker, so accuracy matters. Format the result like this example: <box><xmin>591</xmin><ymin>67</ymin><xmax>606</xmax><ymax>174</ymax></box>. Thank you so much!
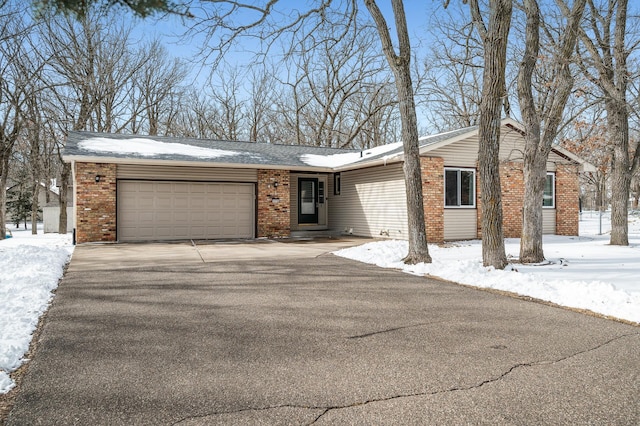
<box><xmin>7</xmin><ymin>239</ymin><xmax>640</xmax><ymax>425</ymax></box>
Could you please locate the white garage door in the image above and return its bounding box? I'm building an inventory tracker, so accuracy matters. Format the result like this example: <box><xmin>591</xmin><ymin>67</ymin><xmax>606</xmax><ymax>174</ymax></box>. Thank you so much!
<box><xmin>117</xmin><ymin>181</ymin><xmax>255</xmax><ymax>241</ymax></box>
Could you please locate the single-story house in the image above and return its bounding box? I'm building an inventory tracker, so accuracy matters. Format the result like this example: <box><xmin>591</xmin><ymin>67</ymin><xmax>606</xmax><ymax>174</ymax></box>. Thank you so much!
<box><xmin>62</xmin><ymin>118</ymin><xmax>594</xmax><ymax>244</ymax></box>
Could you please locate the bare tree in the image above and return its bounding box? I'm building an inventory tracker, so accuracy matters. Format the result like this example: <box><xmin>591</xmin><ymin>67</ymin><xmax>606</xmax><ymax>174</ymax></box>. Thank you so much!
<box><xmin>567</xmin><ymin>0</ymin><xmax>639</xmax><ymax>245</ymax></box>
<box><xmin>0</xmin><ymin>5</ymin><xmax>33</xmax><ymax>239</ymax></box>
<box><xmin>246</xmin><ymin>66</ymin><xmax>276</xmax><ymax>142</ymax></box>
<box><xmin>292</xmin><ymin>22</ymin><xmax>395</xmax><ymax>148</ymax></box>
<box><xmin>364</xmin><ymin>0</ymin><xmax>431</xmax><ymax>263</ymax></box>
<box><xmin>561</xmin><ymin>119</ymin><xmax>611</xmax><ymax>211</ymax></box>
<box><xmin>132</xmin><ymin>40</ymin><xmax>189</xmax><ymax>136</ymax></box>
<box><xmin>422</xmin><ymin>3</ymin><xmax>484</xmax><ymax>131</ymax></box>
<box><xmin>348</xmin><ymin>83</ymin><xmax>400</xmax><ymax>149</ymax></box>
<box><xmin>517</xmin><ymin>0</ymin><xmax>586</xmax><ymax>263</ymax></box>
<box><xmin>209</xmin><ymin>66</ymin><xmax>246</xmax><ymax>140</ymax></box>
<box><xmin>464</xmin><ymin>0</ymin><xmax>512</xmax><ymax>269</ymax></box>
<box><xmin>272</xmin><ymin>59</ymin><xmax>313</xmax><ymax>145</ymax></box>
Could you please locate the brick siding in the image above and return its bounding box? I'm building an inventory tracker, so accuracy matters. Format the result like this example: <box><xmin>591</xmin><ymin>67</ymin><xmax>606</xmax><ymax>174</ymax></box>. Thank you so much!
<box><xmin>500</xmin><ymin>162</ymin><xmax>525</xmax><ymax>238</ymax></box>
<box><xmin>257</xmin><ymin>169</ymin><xmax>291</xmax><ymax>237</ymax></box>
<box><xmin>421</xmin><ymin>157</ymin><xmax>444</xmax><ymax>243</ymax></box>
<box><xmin>476</xmin><ymin>162</ymin><xmax>525</xmax><ymax>239</ymax></box>
<box><xmin>475</xmin><ymin>162</ymin><xmax>580</xmax><ymax>239</ymax></box>
<box><xmin>555</xmin><ymin>164</ymin><xmax>579</xmax><ymax>235</ymax></box>
<box><xmin>75</xmin><ymin>162</ymin><xmax>117</xmax><ymax>243</ymax></box>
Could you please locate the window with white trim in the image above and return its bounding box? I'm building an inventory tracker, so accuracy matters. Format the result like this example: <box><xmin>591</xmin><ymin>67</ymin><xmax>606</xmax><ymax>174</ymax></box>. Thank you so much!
<box><xmin>445</xmin><ymin>168</ymin><xmax>476</xmax><ymax>207</ymax></box>
<box><xmin>543</xmin><ymin>172</ymin><xmax>555</xmax><ymax>208</ymax></box>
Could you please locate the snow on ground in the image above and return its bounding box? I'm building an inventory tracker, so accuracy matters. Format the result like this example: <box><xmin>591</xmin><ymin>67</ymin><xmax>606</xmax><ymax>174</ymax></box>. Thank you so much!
<box><xmin>0</xmin><ymin>224</ymin><xmax>73</xmax><ymax>394</ymax></box>
<box><xmin>335</xmin><ymin>211</ymin><xmax>640</xmax><ymax>325</ymax></box>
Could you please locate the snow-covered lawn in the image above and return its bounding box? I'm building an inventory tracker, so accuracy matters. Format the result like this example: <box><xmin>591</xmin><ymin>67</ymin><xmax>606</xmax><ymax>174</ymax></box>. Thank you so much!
<box><xmin>336</xmin><ymin>211</ymin><xmax>640</xmax><ymax>325</ymax></box>
<box><xmin>0</xmin><ymin>225</ymin><xmax>73</xmax><ymax>394</ymax></box>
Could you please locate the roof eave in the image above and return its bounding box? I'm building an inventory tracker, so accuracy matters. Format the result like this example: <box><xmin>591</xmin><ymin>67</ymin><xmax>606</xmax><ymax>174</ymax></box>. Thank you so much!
<box><xmin>549</xmin><ymin>146</ymin><xmax>597</xmax><ymax>172</ymax></box>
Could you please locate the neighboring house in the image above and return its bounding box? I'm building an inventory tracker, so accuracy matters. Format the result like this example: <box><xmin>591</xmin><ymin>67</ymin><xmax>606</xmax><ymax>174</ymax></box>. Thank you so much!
<box><xmin>4</xmin><ymin>179</ymin><xmax>63</xmax><ymax>223</ymax></box>
<box><xmin>62</xmin><ymin>118</ymin><xmax>594</xmax><ymax>244</ymax></box>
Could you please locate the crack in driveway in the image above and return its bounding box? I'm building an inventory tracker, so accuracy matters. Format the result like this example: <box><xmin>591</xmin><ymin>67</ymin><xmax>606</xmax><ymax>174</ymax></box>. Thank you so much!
<box><xmin>170</xmin><ymin>332</ymin><xmax>639</xmax><ymax>425</ymax></box>
<box><xmin>347</xmin><ymin>322</ymin><xmax>443</xmax><ymax>339</ymax></box>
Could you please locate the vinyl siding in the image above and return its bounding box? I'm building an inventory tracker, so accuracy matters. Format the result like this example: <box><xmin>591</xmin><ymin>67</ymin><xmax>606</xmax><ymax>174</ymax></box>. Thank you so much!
<box><xmin>543</xmin><ymin>209</ymin><xmax>556</xmax><ymax>234</ymax></box>
<box><xmin>429</xmin><ymin>131</ymin><xmax>564</xmax><ymax>171</ymax></box>
<box><xmin>429</xmin><ymin>137</ymin><xmax>479</xmax><ymax>167</ymax></box>
<box><xmin>329</xmin><ymin>163</ymin><xmax>407</xmax><ymax>239</ymax></box>
<box><xmin>117</xmin><ymin>164</ymin><xmax>257</xmax><ymax>182</ymax></box>
<box><xmin>444</xmin><ymin>209</ymin><xmax>477</xmax><ymax>240</ymax></box>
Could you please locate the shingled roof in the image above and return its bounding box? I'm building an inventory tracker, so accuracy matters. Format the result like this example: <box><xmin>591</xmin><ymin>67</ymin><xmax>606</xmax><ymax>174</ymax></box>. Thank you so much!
<box><xmin>64</xmin><ymin>119</ymin><xmax>585</xmax><ymax>172</ymax></box>
<box><xmin>63</xmin><ymin>132</ymin><xmax>366</xmax><ymax>170</ymax></box>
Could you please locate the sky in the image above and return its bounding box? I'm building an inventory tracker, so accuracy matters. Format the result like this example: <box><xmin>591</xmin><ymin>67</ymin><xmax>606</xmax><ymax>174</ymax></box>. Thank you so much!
<box><xmin>127</xmin><ymin>1</ymin><xmax>442</xmax><ymax>84</ymax></box>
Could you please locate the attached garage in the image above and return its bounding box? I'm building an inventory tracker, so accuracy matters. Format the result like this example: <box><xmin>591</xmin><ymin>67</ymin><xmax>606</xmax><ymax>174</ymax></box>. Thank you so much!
<box><xmin>117</xmin><ymin>181</ymin><xmax>255</xmax><ymax>241</ymax></box>
<box><xmin>112</xmin><ymin>165</ymin><xmax>258</xmax><ymax>242</ymax></box>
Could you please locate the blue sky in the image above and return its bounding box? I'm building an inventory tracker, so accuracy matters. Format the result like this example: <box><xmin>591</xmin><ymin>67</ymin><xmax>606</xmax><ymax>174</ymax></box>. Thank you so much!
<box><xmin>128</xmin><ymin>1</ymin><xmax>442</xmax><ymax>77</ymax></box>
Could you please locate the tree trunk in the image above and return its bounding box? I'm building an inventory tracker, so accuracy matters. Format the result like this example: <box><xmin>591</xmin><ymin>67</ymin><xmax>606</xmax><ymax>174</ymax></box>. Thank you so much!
<box><xmin>474</xmin><ymin>0</ymin><xmax>511</xmax><ymax>269</ymax></box>
<box><xmin>520</xmin><ymin>157</ymin><xmax>547</xmax><ymax>262</ymax></box>
<box><xmin>396</xmin><ymin>64</ymin><xmax>431</xmax><ymax>264</ymax></box>
<box><xmin>517</xmin><ymin>0</ymin><xmax>585</xmax><ymax>263</ymax></box>
<box><xmin>609</xmin><ymin>0</ymin><xmax>631</xmax><ymax>246</ymax></box>
<box><xmin>31</xmin><ymin>180</ymin><xmax>39</xmax><ymax>235</ymax></box>
<box><xmin>0</xmin><ymin>150</ymin><xmax>9</xmax><ymax>240</ymax></box>
<box><xmin>365</xmin><ymin>0</ymin><xmax>431</xmax><ymax>264</ymax></box>
<box><xmin>517</xmin><ymin>0</ymin><xmax>543</xmax><ymax>263</ymax></box>
<box><xmin>609</xmin><ymin>101</ymin><xmax>630</xmax><ymax>245</ymax></box>
<box><xmin>59</xmin><ymin>163</ymin><xmax>71</xmax><ymax>234</ymax></box>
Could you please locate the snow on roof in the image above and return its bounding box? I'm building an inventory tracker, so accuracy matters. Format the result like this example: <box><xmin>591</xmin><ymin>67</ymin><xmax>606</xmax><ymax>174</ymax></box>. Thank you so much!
<box><xmin>79</xmin><ymin>137</ymin><xmax>240</xmax><ymax>159</ymax></box>
<box><xmin>300</xmin><ymin>142</ymin><xmax>403</xmax><ymax>167</ymax></box>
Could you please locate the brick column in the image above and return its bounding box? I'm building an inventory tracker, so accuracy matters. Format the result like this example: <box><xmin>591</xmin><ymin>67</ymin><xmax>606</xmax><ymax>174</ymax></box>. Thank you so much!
<box><xmin>420</xmin><ymin>157</ymin><xmax>444</xmax><ymax>244</ymax></box>
<box><xmin>555</xmin><ymin>164</ymin><xmax>579</xmax><ymax>236</ymax></box>
<box><xmin>75</xmin><ymin>162</ymin><xmax>117</xmax><ymax>243</ymax></box>
<box><xmin>257</xmin><ymin>169</ymin><xmax>291</xmax><ymax>238</ymax></box>
<box><xmin>500</xmin><ymin>162</ymin><xmax>524</xmax><ymax>238</ymax></box>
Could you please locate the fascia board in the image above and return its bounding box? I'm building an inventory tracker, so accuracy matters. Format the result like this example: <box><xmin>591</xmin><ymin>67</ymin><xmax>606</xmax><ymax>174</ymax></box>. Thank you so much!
<box><xmin>61</xmin><ymin>155</ymin><xmax>334</xmax><ymax>173</ymax></box>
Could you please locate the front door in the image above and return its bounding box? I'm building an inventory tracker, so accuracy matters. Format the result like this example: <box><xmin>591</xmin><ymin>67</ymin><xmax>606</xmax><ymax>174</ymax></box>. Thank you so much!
<box><xmin>298</xmin><ymin>177</ymin><xmax>318</xmax><ymax>224</ymax></box>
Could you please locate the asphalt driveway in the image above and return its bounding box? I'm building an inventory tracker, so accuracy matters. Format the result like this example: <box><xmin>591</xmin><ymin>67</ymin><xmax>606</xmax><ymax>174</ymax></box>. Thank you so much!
<box><xmin>7</xmin><ymin>238</ymin><xmax>640</xmax><ymax>425</ymax></box>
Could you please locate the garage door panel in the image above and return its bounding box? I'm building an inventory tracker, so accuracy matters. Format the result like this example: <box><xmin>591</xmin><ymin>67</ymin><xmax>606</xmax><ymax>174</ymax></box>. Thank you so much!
<box><xmin>118</xmin><ymin>181</ymin><xmax>255</xmax><ymax>241</ymax></box>
<box><xmin>189</xmin><ymin>197</ymin><xmax>206</xmax><ymax>209</ymax></box>
<box><xmin>190</xmin><ymin>211</ymin><xmax>205</xmax><ymax>222</ymax></box>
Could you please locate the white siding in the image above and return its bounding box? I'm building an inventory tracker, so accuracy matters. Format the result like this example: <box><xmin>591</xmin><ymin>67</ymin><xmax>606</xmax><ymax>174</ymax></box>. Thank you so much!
<box><xmin>444</xmin><ymin>209</ymin><xmax>477</xmax><ymax>240</ymax></box>
<box><xmin>543</xmin><ymin>209</ymin><xmax>556</xmax><ymax>234</ymax></box>
<box><xmin>430</xmin><ymin>137</ymin><xmax>479</xmax><ymax>167</ymax></box>
<box><xmin>117</xmin><ymin>164</ymin><xmax>257</xmax><ymax>182</ymax></box>
<box><xmin>427</xmin><ymin>128</ymin><xmax>568</xmax><ymax>171</ymax></box>
<box><xmin>43</xmin><ymin>206</ymin><xmax>73</xmax><ymax>233</ymax></box>
<box><xmin>329</xmin><ymin>164</ymin><xmax>407</xmax><ymax>239</ymax></box>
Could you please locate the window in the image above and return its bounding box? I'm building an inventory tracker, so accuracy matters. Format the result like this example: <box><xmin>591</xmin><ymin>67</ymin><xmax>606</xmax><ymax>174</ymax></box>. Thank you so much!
<box><xmin>334</xmin><ymin>172</ymin><xmax>341</xmax><ymax>195</ymax></box>
<box><xmin>445</xmin><ymin>168</ymin><xmax>475</xmax><ymax>207</ymax></box>
<box><xmin>543</xmin><ymin>173</ymin><xmax>555</xmax><ymax>208</ymax></box>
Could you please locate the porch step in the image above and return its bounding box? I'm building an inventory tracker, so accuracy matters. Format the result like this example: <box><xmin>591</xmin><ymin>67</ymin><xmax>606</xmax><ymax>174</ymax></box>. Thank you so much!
<box><xmin>290</xmin><ymin>229</ymin><xmax>341</xmax><ymax>238</ymax></box>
